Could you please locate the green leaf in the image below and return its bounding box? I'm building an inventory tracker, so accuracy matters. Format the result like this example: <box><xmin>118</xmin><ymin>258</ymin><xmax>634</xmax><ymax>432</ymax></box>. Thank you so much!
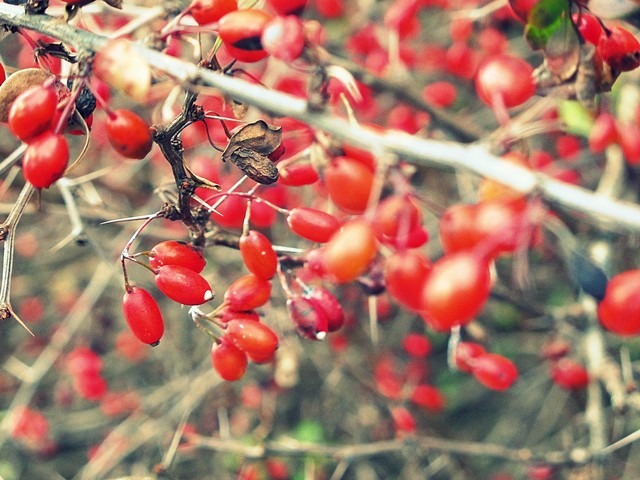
<box><xmin>525</xmin><ymin>0</ymin><xmax>568</xmax><ymax>50</ymax></box>
<box><xmin>525</xmin><ymin>0</ymin><xmax>579</xmax><ymax>80</ymax></box>
<box><xmin>558</xmin><ymin>100</ymin><xmax>594</xmax><ymax>137</ymax></box>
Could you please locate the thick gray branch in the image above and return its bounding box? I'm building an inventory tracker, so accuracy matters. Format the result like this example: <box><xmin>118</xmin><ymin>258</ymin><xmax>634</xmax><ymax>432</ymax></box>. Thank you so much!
<box><xmin>2</xmin><ymin>4</ymin><xmax>640</xmax><ymax>230</ymax></box>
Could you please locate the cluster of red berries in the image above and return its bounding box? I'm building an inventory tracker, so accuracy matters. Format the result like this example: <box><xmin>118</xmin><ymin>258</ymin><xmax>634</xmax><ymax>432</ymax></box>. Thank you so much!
<box><xmin>64</xmin><ymin>346</ymin><xmax>109</xmax><ymax>401</ymax></box>
<box><xmin>122</xmin><ymin>240</ymin><xmax>213</xmax><ymax>346</ymax></box>
<box><xmin>187</xmin><ymin>0</ymin><xmax>311</xmax><ymax>64</ymax></box>
<box><xmin>455</xmin><ymin>342</ymin><xmax>519</xmax><ymax>391</ymax></box>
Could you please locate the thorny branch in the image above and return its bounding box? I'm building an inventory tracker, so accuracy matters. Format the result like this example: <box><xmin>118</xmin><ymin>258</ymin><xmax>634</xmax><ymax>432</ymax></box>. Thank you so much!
<box><xmin>0</xmin><ymin>4</ymin><xmax>640</xmax><ymax>231</ymax></box>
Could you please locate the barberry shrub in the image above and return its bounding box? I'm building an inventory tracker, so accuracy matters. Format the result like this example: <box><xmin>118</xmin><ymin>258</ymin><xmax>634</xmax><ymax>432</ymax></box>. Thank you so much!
<box><xmin>0</xmin><ymin>1</ymin><xmax>639</xmax><ymax>479</ymax></box>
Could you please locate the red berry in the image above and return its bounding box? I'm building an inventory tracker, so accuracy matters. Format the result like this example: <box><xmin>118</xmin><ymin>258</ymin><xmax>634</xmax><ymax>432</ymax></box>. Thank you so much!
<box><xmin>390</xmin><ymin>406</ymin><xmax>416</xmax><ymax>433</ymax></box>
<box><xmin>287</xmin><ymin>294</ymin><xmax>329</xmax><ymax>340</ymax></box>
<box><xmin>224</xmin><ymin>274</ymin><xmax>272</xmax><ymax>310</ymax></box>
<box><xmin>421</xmin><ymin>252</ymin><xmax>491</xmax><ymax>331</ymax></box>
<box><xmin>278</xmin><ymin>163</ymin><xmax>320</xmax><ymax>186</ymax></box>
<box><xmin>105</xmin><ymin>109</ymin><xmax>153</xmax><ymax>159</ymax></box>
<box><xmin>589</xmin><ymin>112</ymin><xmax>618</xmax><ymax>153</ymax></box>
<box><xmin>267</xmin><ymin>0</ymin><xmax>307</xmax><ymax>16</ymax></box>
<box><xmin>8</xmin><ymin>84</ymin><xmax>57</xmax><ymax>142</ymax></box>
<box><xmin>373</xmin><ymin>194</ymin><xmax>423</xmax><ymax>245</ymax></box>
<box><xmin>423</xmin><ymin>81</ymin><xmax>457</xmax><ymax>108</ymax></box>
<box><xmin>239</xmin><ymin>230</ymin><xmax>278</xmax><ymax>280</ymax></box>
<box><xmin>550</xmin><ymin>358</ymin><xmax>590</xmax><ymax>390</ymax></box>
<box><xmin>149</xmin><ymin>240</ymin><xmax>206</xmax><ymax>273</ymax></box>
<box><xmin>598</xmin><ymin>269</ymin><xmax>640</xmax><ymax>336</ymax></box>
<box><xmin>22</xmin><ymin>132</ymin><xmax>69</xmax><ymax>189</ymax></box>
<box><xmin>475</xmin><ymin>54</ymin><xmax>535</xmax><ymax>108</ymax></box>
<box><xmin>598</xmin><ymin>26</ymin><xmax>640</xmax><ymax>74</ymax></box>
<box><xmin>225</xmin><ymin>318</ymin><xmax>279</xmax><ymax>359</ymax></box>
<box><xmin>384</xmin><ymin>250</ymin><xmax>431</xmax><ymax>312</ymax></box>
<box><xmin>439</xmin><ymin>198</ymin><xmax>527</xmax><ymax>259</ymax></box>
<box><xmin>154</xmin><ymin>265</ymin><xmax>214</xmax><ymax>305</ymax></box>
<box><xmin>122</xmin><ymin>287</ymin><xmax>165</xmax><ymax>345</ymax></box>
<box><xmin>402</xmin><ymin>333</ymin><xmax>432</xmax><ymax>358</ymax></box>
<box><xmin>324</xmin><ymin>156</ymin><xmax>374</xmax><ymax>214</ymax></box>
<box><xmin>189</xmin><ymin>0</ymin><xmax>237</xmax><ymax>25</ymax></box>
<box><xmin>218</xmin><ymin>9</ymin><xmax>273</xmax><ymax>63</ymax></box>
<box><xmin>573</xmin><ymin>12</ymin><xmax>605</xmax><ymax>46</ymax></box>
<box><xmin>65</xmin><ymin>347</ymin><xmax>103</xmax><ymax>377</ymax></box>
<box><xmin>471</xmin><ymin>353</ymin><xmax>518</xmax><ymax>391</ymax></box>
<box><xmin>262</xmin><ymin>15</ymin><xmax>306</xmax><ymax>62</ymax></box>
<box><xmin>455</xmin><ymin>341</ymin><xmax>486</xmax><ymax>374</ymax></box>
<box><xmin>74</xmin><ymin>373</ymin><xmax>108</xmax><ymax>401</ymax></box>
<box><xmin>313</xmin><ymin>0</ymin><xmax>344</xmax><ymax>18</ymax></box>
<box><xmin>287</xmin><ymin>207</ymin><xmax>341</xmax><ymax>243</ymax></box>
<box><xmin>211</xmin><ymin>339</ymin><xmax>248</xmax><ymax>381</ymax></box>
<box><xmin>507</xmin><ymin>0</ymin><xmax>540</xmax><ymax>22</ymax></box>
<box><xmin>215</xmin><ymin>305</ymin><xmax>261</xmax><ymax>324</ymax></box>
<box><xmin>410</xmin><ymin>384</ymin><xmax>445</xmax><ymax>412</ymax></box>
<box><xmin>322</xmin><ymin>219</ymin><xmax>378</xmax><ymax>284</ymax></box>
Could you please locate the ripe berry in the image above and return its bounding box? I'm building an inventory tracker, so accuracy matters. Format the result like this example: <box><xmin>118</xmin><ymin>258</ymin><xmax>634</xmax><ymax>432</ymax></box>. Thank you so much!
<box><xmin>225</xmin><ymin>318</ymin><xmax>279</xmax><ymax>360</ymax></box>
<box><xmin>402</xmin><ymin>333</ymin><xmax>432</xmax><ymax>358</ymax></box>
<box><xmin>73</xmin><ymin>373</ymin><xmax>108</xmax><ymax>401</ymax></box>
<box><xmin>262</xmin><ymin>15</ymin><xmax>306</xmax><ymax>62</ymax></box>
<box><xmin>65</xmin><ymin>347</ymin><xmax>103</xmax><ymax>377</ymax></box>
<box><xmin>22</xmin><ymin>132</ymin><xmax>69</xmax><ymax>189</ymax></box>
<box><xmin>421</xmin><ymin>252</ymin><xmax>491</xmax><ymax>331</ymax></box>
<box><xmin>384</xmin><ymin>250</ymin><xmax>431</xmax><ymax>312</ymax></box>
<box><xmin>589</xmin><ymin>112</ymin><xmax>618</xmax><ymax>153</ymax></box>
<box><xmin>189</xmin><ymin>0</ymin><xmax>237</xmax><ymax>25</ymax></box>
<box><xmin>121</xmin><ymin>286</ymin><xmax>165</xmax><ymax>345</ymax></box>
<box><xmin>8</xmin><ymin>83</ymin><xmax>57</xmax><ymax>142</ymax></box>
<box><xmin>287</xmin><ymin>207</ymin><xmax>341</xmax><ymax>243</ymax></box>
<box><xmin>550</xmin><ymin>358</ymin><xmax>590</xmax><ymax>390</ymax></box>
<box><xmin>0</xmin><ymin>68</ymin><xmax>52</xmax><ymax>122</ymax></box>
<box><xmin>475</xmin><ymin>54</ymin><xmax>535</xmax><ymax>108</ymax></box>
<box><xmin>507</xmin><ymin>0</ymin><xmax>540</xmax><ymax>22</ymax></box>
<box><xmin>239</xmin><ymin>230</ymin><xmax>278</xmax><ymax>280</ymax></box>
<box><xmin>267</xmin><ymin>0</ymin><xmax>308</xmax><ymax>16</ymax></box>
<box><xmin>573</xmin><ymin>12</ymin><xmax>605</xmax><ymax>46</ymax></box>
<box><xmin>598</xmin><ymin>26</ymin><xmax>640</xmax><ymax>74</ymax></box>
<box><xmin>218</xmin><ymin>9</ymin><xmax>273</xmax><ymax>63</ymax></box>
<box><xmin>278</xmin><ymin>163</ymin><xmax>320</xmax><ymax>186</ymax></box>
<box><xmin>373</xmin><ymin>194</ymin><xmax>424</xmax><ymax>246</ymax></box>
<box><xmin>224</xmin><ymin>274</ymin><xmax>272</xmax><ymax>310</ymax></box>
<box><xmin>471</xmin><ymin>353</ymin><xmax>518</xmax><ymax>391</ymax></box>
<box><xmin>324</xmin><ymin>156</ymin><xmax>374</xmax><ymax>214</ymax></box>
<box><xmin>410</xmin><ymin>384</ymin><xmax>445</xmax><ymax>412</ymax></box>
<box><xmin>322</xmin><ymin>219</ymin><xmax>378</xmax><ymax>283</ymax></box>
<box><xmin>287</xmin><ymin>294</ymin><xmax>329</xmax><ymax>340</ymax></box>
<box><xmin>454</xmin><ymin>341</ymin><xmax>486</xmax><ymax>373</ymax></box>
<box><xmin>154</xmin><ymin>265</ymin><xmax>214</xmax><ymax>306</ymax></box>
<box><xmin>439</xmin><ymin>198</ymin><xmax>527</xmax><ymax>259</ymax></box>
<box><xmin>597</xmin><ymin>269</ymin><xmax>640</xmax><ymax>336</ymax></box>
<box><xmin>390</xmin><ymin>406</ymin><xmax>416</xmax><ymax>433</ymax></box>
<box><xmin>211</xmin><ymin>339</ymin><xmax>248</xmax><ymax>381</ymax></box>
<box><xmin>149</xmin><ymin>240</ymin><xmax>206</xmax><ymax>273</ymax></box>
<box><xmin>105</xmin><ymin>109</ymin><xmax>153</xmax><ymax>159</ymax></box>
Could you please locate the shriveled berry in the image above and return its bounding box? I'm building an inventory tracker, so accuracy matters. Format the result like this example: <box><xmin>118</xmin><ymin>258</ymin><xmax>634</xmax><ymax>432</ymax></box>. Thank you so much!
<box><xmin>287</xmin><ymin>294</ymin><xmax>329</xmax><ymax>340</ymax></box>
